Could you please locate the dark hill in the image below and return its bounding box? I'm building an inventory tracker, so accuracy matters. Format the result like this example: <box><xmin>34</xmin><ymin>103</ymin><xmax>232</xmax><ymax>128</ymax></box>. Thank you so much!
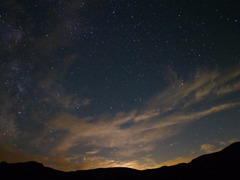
<box><xmin>143</xmin><ymin>142</ymin><xmax>240</xmax><ymax>179</ymax></box>
<box><xmin>0</xmin><ymin>161</ymin><xmax>64</xmax><ymax>180</ymax></box>
<box><xmin>1</xmin><ymin>142</ymin><xmax>240</xmax><ymax>180</ymax></box>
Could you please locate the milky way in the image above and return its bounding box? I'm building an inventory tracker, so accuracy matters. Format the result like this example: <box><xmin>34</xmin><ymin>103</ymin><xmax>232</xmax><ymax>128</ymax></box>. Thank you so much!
<box><xmin>0</xmin><ymin>0</ymin><xmax>240</xmax><ymax>171</ymax></box>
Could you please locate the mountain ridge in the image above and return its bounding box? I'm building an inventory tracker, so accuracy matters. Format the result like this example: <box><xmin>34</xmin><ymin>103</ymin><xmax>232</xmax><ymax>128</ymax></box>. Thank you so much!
<box><xmin>1</xmin><ymin>142</ymin><xmax>240</xmax><ymax>179</ymax></box>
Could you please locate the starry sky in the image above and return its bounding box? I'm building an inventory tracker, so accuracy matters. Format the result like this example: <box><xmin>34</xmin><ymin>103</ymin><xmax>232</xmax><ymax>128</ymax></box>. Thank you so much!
<box><xmin>0</xmin><ymin>0</ymin><xmax>240</xmax><ymax>171</ymax></box>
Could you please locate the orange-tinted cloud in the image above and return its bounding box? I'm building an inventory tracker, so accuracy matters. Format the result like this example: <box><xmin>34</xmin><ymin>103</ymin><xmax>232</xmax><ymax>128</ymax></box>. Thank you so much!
<box><xmin>35</xmin><ymin>67</ymin><xmax>240</xmax><ymax>170</ymax></box>
<box><xmin>2</xmin><ymin>67</ymin><xmax>239</xmax><ymax>171</ymax></box>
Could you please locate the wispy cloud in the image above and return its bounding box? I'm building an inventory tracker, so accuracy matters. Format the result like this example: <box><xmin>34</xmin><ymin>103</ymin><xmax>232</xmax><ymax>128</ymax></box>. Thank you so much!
<box><xmin>86</xmin><ymin>149</ymin><xmax>101</xmax><ymax>155</ymax></box>
<box><xmin>3</xmin><ymin>66</ymin><xmax>235</xmax><ymax>170</ymax></box>
<box><xmin>36</xmin><ymin>67</ymin><xmax>240</xmax><ymax>170</ymax></box>
<box><xmin>39</xmin><ymin>56</ymin><xmax>91</xmax><ymax>110</ymax></box>
<box><xmin>215</xmin><ymin>81</ymin><xmax>240</xmax><ymax>95</ymax></box>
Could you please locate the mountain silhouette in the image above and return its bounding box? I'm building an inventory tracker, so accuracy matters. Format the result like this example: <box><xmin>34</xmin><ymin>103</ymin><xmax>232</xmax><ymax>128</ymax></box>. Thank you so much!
<box><xmin>1</xmin><ymin>142</ymin><xmax>240</xmax><ymax>180</ymax></box>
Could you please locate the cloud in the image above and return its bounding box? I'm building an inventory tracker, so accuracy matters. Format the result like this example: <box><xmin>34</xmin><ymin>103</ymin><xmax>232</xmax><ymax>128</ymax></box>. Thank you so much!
<box><xmin>195</xmin><ymin>67</ymin><xmax>240</xmax><ymax>100</ymax></box>
<box><xmin>134</xmin><ymin>110</ymin><xmax>160</xmax><ymax>122</ymax></box>
<box><xmin>23</xmin><ymin>66</ymin><xmax>240</xmax><ymax>170</ymax></box>
<box><xmin>200</xmin><ymin>144</ymin><xmax>216</xmax><ymax>153</ymax></box>
<box><xmin>86</xmin><ymin>149</ymin><xmax>101</xmax><ymax>155</ymax></box>
<box><xmin>200</xmin><ymin>139</ymin><xmax>240</xmax><ymax>154</ymax></box>
<box><xmin>2</xmin><ymin>1</ymin><xmax>239</xmax><ymax>171</ymax></box>
<box><xmin>38</xmin><ymin>56</ymin><xmax>91</xmax><ymax>110</ymax></box>
<box><xmin>215</xmin><ymin>81</ymin><xmax>240</xmax><ymax>95</ymax></box>
<box><xmin>149</xmin><ymin>66</ymin><xmax>240</xmax><ymax>109</ymax></box>
<box><xmin>74</xmin><ymin>156</ymin><xmax>158</xmax><ymax>170</ymax></box>
<box><xmin>219</xmin><ymin>139</ymin><xmax>240</xmax><ymax>146</ymax></box>
<box><xmin>38</xmin><ymin>67</ymin><xmax>240</xmax><ymax>170</ymax></box>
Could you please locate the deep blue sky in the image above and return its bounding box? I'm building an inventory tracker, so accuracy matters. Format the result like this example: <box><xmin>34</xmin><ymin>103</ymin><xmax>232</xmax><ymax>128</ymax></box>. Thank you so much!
<box><xmin>0</xmin><ymin>0</ymin><xmax>240</xmax><ymax>170</ymax></box>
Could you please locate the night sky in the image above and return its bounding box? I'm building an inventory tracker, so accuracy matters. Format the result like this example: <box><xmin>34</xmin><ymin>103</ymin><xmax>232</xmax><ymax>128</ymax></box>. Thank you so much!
<box><xmin>1</xmin><ymin>0</ymin><xmax>240</xmax><ymax>171</ymax></box>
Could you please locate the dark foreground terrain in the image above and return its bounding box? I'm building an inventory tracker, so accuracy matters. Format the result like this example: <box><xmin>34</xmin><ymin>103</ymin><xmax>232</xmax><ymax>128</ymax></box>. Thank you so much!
<box><xmin>1</xmin><ymin>142</ymin><xmax>240</xmax><ymax>180</ymax></box>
